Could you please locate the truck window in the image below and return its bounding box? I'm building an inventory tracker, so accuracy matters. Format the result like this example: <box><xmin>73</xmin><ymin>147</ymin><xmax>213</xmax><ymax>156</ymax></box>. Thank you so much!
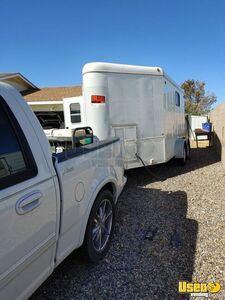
<box><xmin>0</xmin><ymin>96</ymin><xmax>37</xmax><ymax>189</ymax></box>
<box><xmin>175</xmin><ymin>91</ymin><xmax>180</xmax><ymax>107</ymax></box>
<box><xmin>70</xmin><ymin>103</ymin><xmax>81</xmax><ymax>123</ymax></box>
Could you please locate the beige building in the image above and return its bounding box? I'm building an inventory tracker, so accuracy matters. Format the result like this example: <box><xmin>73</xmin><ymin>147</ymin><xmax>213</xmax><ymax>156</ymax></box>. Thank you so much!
<box><xmin>210</xmin><ymin>103</ymin><xmax>225</xmax><ymax>164</ymax></box>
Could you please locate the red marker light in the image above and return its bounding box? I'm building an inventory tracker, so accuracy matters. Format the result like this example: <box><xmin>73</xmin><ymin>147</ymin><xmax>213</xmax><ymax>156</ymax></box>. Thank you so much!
<box><xmin>91</xmin><ymin>95</ymin><xmax>105</xmax><ymax>103</ymax></box>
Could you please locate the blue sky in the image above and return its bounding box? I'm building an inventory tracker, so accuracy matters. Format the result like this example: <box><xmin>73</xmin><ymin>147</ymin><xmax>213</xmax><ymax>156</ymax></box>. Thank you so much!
<box><xmin>1</xmin><ymin>0</ymin><xmax>225</xmax><ymax>104</ymax></box>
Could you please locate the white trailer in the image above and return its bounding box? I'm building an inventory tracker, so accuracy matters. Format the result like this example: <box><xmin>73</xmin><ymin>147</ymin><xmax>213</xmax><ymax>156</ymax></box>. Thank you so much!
<box><xmin>79</xmin><ymin>62</ymin><xmax>189</xmax><ymax>169</ymax></box>
<box><xmin>29</xmin><ymin>62</ymin><xmax>189</xmax><ymax>169</ymax></box>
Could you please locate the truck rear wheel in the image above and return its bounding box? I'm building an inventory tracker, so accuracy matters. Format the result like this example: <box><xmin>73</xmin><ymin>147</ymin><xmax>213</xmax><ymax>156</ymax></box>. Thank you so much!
<box><xmin>83</xmin><ymin>190</ymin><xmax>115</xmax><ymax>263</ymax></box>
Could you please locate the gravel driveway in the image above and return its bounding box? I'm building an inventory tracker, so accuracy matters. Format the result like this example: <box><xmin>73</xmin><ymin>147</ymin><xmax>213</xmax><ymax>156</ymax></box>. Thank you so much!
<box><xmin>31</xmin><ymin>145</ymin><xmax>225</xmax><ymax>300</ymax></box>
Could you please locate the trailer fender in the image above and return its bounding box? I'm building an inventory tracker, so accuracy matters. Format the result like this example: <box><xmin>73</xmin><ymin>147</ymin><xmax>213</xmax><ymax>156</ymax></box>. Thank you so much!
<box><xmin>175</xmin><ymin>138</ymin><xmax>186</xmax><ymax>159</ymax></box>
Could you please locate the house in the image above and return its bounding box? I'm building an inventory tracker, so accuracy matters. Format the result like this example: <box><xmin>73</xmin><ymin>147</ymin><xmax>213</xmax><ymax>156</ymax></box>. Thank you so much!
<box><xmin>24</xmin><ymin>86</ymin><xmax>82</xmax><ymax>130</ymax></box>
<box><xmin>0</xmin><ymin>72</ymin><xmax>82</xmax><ymax>128</ymax></box>
<box><xmin>24</xmin><ymin>86</ymin><xmax>82</xmax><ymax>112</ymax></box>
<box><xmin>0</xmin><ymin>72</ymin><xmax>82</xmax><ymax>108</ymax></box>
<box><xmin>0</xmin><ymin>72</ymin><xmax>38</xmax><ymax>94</ymax></box>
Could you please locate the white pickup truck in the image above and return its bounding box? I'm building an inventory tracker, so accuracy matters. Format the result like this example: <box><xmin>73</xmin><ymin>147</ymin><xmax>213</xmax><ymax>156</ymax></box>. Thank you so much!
<box><xmin>0</xmin><ymin>83</ymin><xmax>126</xmax><ymax>300</ymax></box>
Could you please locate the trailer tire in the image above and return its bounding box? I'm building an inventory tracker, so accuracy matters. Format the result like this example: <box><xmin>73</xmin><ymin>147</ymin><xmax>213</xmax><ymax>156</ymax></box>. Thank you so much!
<box><xmin>186</xmin><ymin>140</ymin><xmax>191</xmax><ymax>160</ymax></box>
<box><xmin>176</xmin><ymin>144</ymin><xmax>187</xmax><ymax>166</ymax></box>
<box><xmin>83</xmin><ymin>190</ymin><xmax>115</xmax><ymax>263</ymax></box>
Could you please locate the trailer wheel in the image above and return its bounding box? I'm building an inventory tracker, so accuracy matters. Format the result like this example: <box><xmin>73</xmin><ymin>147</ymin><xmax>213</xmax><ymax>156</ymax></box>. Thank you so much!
<box><xmin>83</xmin><ymin>190</ymin><xmax>115</xmax><ymax>263</ymax></box>
<box><xmin>177</xmin><ymin>144</ymin><xmax>187</xmax><ymax>166</ymax></box>
<box><xmin>186</xmin><ymin>140</ymin><xmax>191</xmax><ymax>160</ymax></box>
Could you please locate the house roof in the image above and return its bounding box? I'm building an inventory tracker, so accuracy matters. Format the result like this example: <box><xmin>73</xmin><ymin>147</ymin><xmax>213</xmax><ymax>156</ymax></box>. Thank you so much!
<box><xmin>24</xmin><ymin>86</ymin><xmax>82</xmax><ymax>102</ymax></box>
<box><xmin>0</xmin><ymin>72</ymin><xmax>17</xmax><ymax>78</ymax></box>
<box><xmin>0</xmin><ymin>72</ymin><xmax>38</xmax><ymax>93</ymax></box>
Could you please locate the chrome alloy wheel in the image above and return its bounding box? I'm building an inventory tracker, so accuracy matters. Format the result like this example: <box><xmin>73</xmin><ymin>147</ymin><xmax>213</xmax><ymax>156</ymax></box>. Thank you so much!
<box><xmin>92</xmin><ymin>199</ymin><xmax>113</xmax><ymax>252</ymax></box>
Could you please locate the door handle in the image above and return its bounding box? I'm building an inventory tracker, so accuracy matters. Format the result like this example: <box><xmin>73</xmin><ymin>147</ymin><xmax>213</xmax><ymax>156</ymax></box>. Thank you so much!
<box><xmin>16</xmin><ymin>191</ymin><xmax>43</xmax><ymax>215</ymax></box>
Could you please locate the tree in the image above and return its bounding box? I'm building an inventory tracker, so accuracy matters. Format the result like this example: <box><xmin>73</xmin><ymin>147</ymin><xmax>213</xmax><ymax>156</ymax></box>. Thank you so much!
<box><xmin>181</xmin><ymin>79</ymin><xmax>217</xmax><ymax>115</ymax></box>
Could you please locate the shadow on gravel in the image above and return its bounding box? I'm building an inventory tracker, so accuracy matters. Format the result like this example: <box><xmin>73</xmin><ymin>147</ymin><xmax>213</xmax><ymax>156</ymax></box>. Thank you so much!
<box><xmin>113</xmin><ymin>187</ymin><xmax>198</xmax><ymax>300</ymax></box>
<box><xmin>126</xmin><ymin>146</ymin><xmax>220</xmax><ymax>186</ymax></box>
<box><xmin>31</xmin><ymin>188</ymin><xmax>198</xmax><ymax>300</ymax></box>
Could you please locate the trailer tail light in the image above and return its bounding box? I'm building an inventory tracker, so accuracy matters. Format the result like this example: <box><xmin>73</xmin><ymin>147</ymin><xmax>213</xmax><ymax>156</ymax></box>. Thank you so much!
<box><xmin>91</xmin><ymin>95</ymin><xmax>105</xmax><ymax>103</ymax></box>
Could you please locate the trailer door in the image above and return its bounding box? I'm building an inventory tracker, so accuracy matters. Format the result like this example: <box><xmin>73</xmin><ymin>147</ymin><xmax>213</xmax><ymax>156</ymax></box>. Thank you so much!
<box><xmin>111</xmin><ymin>124</ymin><xmax>138</xmax><ymax>167</ymax></box>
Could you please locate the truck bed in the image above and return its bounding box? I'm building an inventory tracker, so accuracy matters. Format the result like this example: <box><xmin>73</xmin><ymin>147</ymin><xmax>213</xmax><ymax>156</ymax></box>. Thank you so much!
<box><xmin>54</xmin><ymin>137</ymin><xmax>119</xmax><ymax>162</ymax></box>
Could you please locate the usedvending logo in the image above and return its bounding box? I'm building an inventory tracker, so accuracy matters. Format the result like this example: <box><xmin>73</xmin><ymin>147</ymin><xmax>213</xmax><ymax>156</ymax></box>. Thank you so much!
<box><xmin>179</xmin><ymin>280</ymin><xmax>221</xmax><ymax>297</ymax></box>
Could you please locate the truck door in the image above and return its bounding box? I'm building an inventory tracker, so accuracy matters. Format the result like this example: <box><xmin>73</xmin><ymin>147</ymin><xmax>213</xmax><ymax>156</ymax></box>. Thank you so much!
<box><xmin>63</xmin><ymin>96</ymin><xmax>85</xmax><ymax>129</ymax></box>
<box><xmin>0</xmin><ymin>95</ymin><xmax>58</xmax><ymax>299</ymax></box>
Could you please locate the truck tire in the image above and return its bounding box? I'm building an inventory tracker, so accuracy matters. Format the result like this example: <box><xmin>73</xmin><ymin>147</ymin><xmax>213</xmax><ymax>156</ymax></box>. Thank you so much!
<box><xmin>83</xmin><ymin>190</ymin><xmax>115</xmax><ymax>263</ymax></box>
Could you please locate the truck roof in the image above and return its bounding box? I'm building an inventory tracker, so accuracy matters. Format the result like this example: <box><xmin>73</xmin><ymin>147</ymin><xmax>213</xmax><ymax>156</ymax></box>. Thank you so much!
<box><xmin>83</xmin><ymin>62</ymin><xmax>164</xmax><ymax>76</ymax></box>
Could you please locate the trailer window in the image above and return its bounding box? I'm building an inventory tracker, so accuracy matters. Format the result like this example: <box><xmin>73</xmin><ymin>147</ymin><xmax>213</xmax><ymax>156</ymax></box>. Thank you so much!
<box><xmin>70</xmin><ymin>103</ymin><xmax>81</xmax><ymax>123</ymax></box>
<box><xmin>175</xmin><ymin>91</ymin><xmax>180</xmax><ymax>107</ymax></box>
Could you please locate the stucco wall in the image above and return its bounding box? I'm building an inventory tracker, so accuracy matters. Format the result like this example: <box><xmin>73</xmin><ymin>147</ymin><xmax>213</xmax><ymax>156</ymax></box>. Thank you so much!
<box><xmin>210</xmin><ymin>103</ymin><xmax>225</xmax><ymax>165</ymax></box>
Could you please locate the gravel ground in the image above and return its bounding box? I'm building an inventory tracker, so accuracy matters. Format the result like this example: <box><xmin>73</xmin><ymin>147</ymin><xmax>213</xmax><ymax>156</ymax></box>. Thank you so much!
<box><xmin>31</xmin><ymin>145</ymin><xmax>225</xmax><ymax>300</ymax></box>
